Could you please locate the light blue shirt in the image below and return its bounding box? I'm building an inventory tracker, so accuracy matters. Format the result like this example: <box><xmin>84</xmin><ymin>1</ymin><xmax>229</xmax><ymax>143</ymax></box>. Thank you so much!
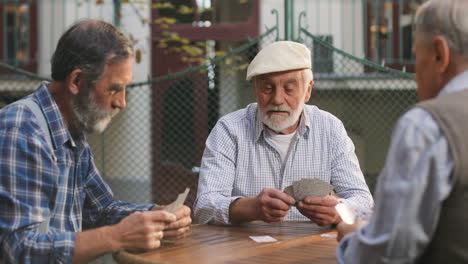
<box><xmin>337</xmin><ymin>71</ymin><xmax>468</xmax><ymax>263</ymax></box>
<box><xmin>194</xmin><ymin>103</ymin><xmax>373</xmax><ymax>225</ymax></box>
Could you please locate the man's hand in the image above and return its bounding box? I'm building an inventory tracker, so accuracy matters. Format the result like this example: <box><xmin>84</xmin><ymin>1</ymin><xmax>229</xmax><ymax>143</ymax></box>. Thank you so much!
<box><xmin>254</xmin><ymin>188</ymin><xmax>296</xmax><ymax>222</ymax></box>
<box><xmin>296</xmin><ymin>195</ymin><xmax>339</xmax><ymax>226</ymax></box>
<box><xmin>111</xmin><ymin>210</ymin><xmax>177</xmax><ymax>252</ymax></box>
<box><xmin>229</xmin><ymin>188</ymin><xmax>295</xmax><ymax>223</ymax></box>
<box><xmin>337</xmin><ymin>220</ymin><xmax>367</xmax><ymax>241</ymax></box>
<box><xmin>161</xmin><ymin>205</ymin><xmax>192</xmax><ymax>239</ymax></box>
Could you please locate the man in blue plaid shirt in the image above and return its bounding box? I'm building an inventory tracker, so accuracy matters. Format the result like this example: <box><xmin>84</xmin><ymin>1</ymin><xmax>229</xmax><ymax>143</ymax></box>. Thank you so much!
<box><xmin>0</xmin><ymin>20</ymin><xmax>191</xmax><ymax>263</ymax></box>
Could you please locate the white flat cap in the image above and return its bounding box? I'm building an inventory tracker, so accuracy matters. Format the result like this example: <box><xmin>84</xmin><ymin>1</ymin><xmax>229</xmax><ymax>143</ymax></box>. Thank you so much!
<box><xmin>246</xmin><ymin>41</ymin><xmax>311</xmax><ymax>80</ymax></box>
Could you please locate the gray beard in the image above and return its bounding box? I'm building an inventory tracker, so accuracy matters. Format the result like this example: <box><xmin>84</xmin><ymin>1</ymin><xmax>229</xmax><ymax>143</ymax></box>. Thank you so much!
<box><xmin>69</xmin><ymin>88</ymin><xmax>116</xmax><ymax>137</ymax></box>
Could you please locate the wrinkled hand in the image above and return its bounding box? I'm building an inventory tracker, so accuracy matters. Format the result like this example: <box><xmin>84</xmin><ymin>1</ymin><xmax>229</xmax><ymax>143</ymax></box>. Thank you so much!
<box><xmin>297</xmin><ymin>195</ymin><xmax>339</xmax><ymax>226</ymax></box>
<box><xmin>113</xmin><ymin>210</ymin><xmax>176</xmax><ymax>252</ymax></box>
<box><xmin>161</xmin><ymin>205</ymin><xmax>192</xmax><ymax>239</ymax></box>
<box><xmin>337</xmin><ymin>220</ymin><xmax>367</xmax><ymax>241</ymax></box>
<box><xmin>255</xmin><ymin>188</ymin><xmax>295</xmax><ymax>222</ymax></box>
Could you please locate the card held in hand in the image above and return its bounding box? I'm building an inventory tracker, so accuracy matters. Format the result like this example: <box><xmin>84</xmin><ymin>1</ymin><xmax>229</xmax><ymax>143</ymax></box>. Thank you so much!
<box><xmin>164</xmin><ymin>188</ymin><xmax>190</xmax><ymax>213</ymax></box>
<box><xmin>283</xmin><ymin>185</ymin><xmax>295</xmax><ymax>197</ymax></box>
<box><xmin>283</xmin><ymin>178</ymin><xmax>334</xmax><ymax>202</ymax></box>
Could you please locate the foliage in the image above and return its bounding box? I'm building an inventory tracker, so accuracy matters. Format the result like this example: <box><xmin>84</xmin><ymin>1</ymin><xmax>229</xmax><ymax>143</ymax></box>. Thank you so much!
<box><xmin>87</xmin><ymin>0</ymin><xmax>251</xmax><ymax>72</ymax></box>
<box><xmin>151</xmin><ymin>0</ymin><xmax>252</xmax><ymax>72</ymax></box>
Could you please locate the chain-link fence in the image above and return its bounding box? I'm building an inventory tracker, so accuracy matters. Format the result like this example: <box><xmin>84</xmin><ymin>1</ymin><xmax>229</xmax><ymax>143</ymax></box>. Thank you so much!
<box><xmin>104</xmin><ymin>27</ymin><xmax>282</xmax><ymax>208</ymax></box>
<box><xmin>0</xmin><ymin>23</ymin><xmax>417</xmax><ymax>210</ymax></box>
<box><xmin>298</xmin><ymin>28</ymin><xmax>417</xmax><ymax>190</ymax></box>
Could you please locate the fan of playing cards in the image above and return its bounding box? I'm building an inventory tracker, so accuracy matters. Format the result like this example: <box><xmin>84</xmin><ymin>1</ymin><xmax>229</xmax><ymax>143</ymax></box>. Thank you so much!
<box><xmin>283</xmin><ymin>178</ymin><xmax>334</xmax><ymax>202</ymax></box>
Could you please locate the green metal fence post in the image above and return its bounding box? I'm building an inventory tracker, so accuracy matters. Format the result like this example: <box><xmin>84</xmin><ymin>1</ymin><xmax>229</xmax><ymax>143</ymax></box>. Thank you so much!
<box><xmin>285</xmin><ymin>0</ymin><xmax>294</xmax><ymax>40</ymax></box>
<box><xmin>113</xmin><ymin>0</ymin><xmax>121</xmax><ymax>27</ymax></box>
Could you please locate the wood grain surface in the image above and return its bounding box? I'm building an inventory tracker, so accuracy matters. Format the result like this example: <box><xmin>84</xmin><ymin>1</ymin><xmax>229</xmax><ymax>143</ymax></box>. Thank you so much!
<box><xmin>113</xmin><ymin>221</ymin><xmax>339</xmax><ymax>264</ymax></box>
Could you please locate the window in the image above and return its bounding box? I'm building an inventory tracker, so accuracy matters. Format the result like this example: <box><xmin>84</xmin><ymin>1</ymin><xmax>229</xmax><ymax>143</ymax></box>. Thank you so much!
<box><xmin>365</xmin><ymin>1</ymin><xmax>425</xmax><ymax>72</ymax></box>
<box><xmin>0</xmin><ymin>1</ymin><xmax>37</xmax><ymax>73</ymax></box>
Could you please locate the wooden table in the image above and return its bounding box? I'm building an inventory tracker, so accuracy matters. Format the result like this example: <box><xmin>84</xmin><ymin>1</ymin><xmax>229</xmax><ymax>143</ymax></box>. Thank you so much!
<box><xmin>114</xmin><ymin>222</ymin><xmax>339</xmax><ymax>264</ymax></box>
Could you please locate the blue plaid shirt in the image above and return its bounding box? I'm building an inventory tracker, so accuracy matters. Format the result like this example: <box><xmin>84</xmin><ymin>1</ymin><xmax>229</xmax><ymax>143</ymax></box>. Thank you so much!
<box><xmin>0</xmin><ymin>83</ymin><xmax>153</xmax><ymax>263</ymax></box>
<box><xmin>194</xmin><ymin>103</ymin><xmax>373</xmax><ymax>224</ymax></box>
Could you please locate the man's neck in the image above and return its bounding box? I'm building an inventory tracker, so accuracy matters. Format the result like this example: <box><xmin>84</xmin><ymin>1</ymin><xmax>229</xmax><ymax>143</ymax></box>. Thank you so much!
<box><xmin>48</xmin><ymin>81</ymin><xmax>79</xmax><ymax>137</ymax></box>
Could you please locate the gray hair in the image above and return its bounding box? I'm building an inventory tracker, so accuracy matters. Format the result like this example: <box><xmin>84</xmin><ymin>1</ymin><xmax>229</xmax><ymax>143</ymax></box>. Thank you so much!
<box><xmin>302</xmin><ymin>69</ymin><xmax>313</xmax><ymax>88</ymax></box>
<box><xmin>51</xmin><ymin>19</ymin><xmax>133</xmax><ymax>87</ymax></box>
<box><xmin>415</xmin><ymin>0</ymin><xmax>468</xmax><ymax>59</ymax></box>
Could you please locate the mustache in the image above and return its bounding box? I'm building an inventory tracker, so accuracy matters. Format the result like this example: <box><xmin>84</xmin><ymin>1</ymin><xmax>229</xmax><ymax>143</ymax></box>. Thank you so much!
<box><xmin>264</xmin><ymin>106</ymin><xmax>292</xmax><ymax>113</ymax></box>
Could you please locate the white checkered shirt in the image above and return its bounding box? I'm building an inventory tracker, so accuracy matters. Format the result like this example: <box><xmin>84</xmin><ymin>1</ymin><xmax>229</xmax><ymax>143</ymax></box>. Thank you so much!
<box><xmin>194</xmin><ymin>103</ymin><xmax>373</xmax><ymax>225</ymax></box>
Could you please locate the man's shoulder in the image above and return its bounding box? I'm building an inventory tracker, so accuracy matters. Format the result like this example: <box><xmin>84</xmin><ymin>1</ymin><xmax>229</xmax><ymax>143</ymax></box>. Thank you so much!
<box><xmin>217</xmin><ymin>103</ymin><xmax>256</xmax><ymax>127</ymax></box>
<box><xmin>304</xmin><ymin>104</ymin><xmax>344</xmax><ymax>126</ymax></box>
<box><xmin>386</xmin><ymin>105</ymin><xmax>442</xmax><ymax>145</ymax></box>
<box><xmin>0</xmin><ymin>101</ymin><xmax>37</xmax><ymax>131</ymax></box>
<box><xmin>401</xmin><ymin>106</ymin><xmax>434</xmax><ymax>123</ymax></box>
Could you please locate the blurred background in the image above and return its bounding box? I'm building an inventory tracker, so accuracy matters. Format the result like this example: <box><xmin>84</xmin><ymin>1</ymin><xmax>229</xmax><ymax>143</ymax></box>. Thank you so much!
<box><xmin>0</xmin><ymin>0</ymin><xmax>424</xmax><ymax>210</ymax></box>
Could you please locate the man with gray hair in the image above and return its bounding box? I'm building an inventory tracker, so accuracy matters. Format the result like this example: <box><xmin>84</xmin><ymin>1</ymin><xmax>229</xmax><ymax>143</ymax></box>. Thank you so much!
<box><xmin>0</xmin><ymin>20</ymin><xmax>191</xmax><ymax>263</ymax></box>
<box><xmin>337</xmin><ymin>0</ymin><xmax>468</xmax><ymax>262</ymax></box>
<box><xmin>194</xmin><ymin>41</ymin><xmax>373</xmax><ymax>226</ymax></box>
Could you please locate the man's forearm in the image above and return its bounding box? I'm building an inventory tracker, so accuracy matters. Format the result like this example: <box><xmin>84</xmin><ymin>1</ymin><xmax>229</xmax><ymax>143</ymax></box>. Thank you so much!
<box><xmin>73</xmin><ymin>225</ymin><xmax>120</xmax><ymax>263</ymax></box>
<box><xmin>229</xmin><ymin>197</ymin><xmax>258</xmax><ymax>223</ymax></box>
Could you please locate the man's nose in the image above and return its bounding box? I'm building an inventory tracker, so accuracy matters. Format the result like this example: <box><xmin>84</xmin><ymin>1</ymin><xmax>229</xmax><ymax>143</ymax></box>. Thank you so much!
<box><xmin>271</xmin><ymin>89</ymin><xmax>285</xmax><ymax>105</ymax></box>
<box><xmin>113</xmin><ymin>90</ymin><xmax>127</xmax><ymax>109</ymax></box>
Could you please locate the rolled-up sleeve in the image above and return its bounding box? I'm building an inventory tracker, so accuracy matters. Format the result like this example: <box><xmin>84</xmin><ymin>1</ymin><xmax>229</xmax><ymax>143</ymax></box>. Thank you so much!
<box><xmin>82</xmin><ymin>153</ymin><xmax>154</xmax><ymax>228</ymax></box>
<box><xmin>2</xmin><ymin>229</ymin><xmax>75</xmax><ymax>264</ymax></box>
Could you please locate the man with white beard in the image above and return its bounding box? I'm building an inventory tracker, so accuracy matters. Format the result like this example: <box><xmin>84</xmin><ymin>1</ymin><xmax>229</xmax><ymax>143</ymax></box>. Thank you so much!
<box><xmin>194</xmin><ymin>41</ymin><xmax>373</xmax><ymax>226</ymax></box>
<box><xmin>0</xmin><ymin>20</ymin><xmax>191</xmax><ymax>263</ymax></box>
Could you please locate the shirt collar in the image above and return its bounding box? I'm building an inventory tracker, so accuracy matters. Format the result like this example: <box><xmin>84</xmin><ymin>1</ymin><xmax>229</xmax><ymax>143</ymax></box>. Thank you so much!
<box><xmin>33</xmin><ymin>82</ymin><xmax>82</xmax><ymax>149</ymax></box>
<box><xmin>438</xmin><ymin>70</ymin><xmax>468</xmax><ymax>97</ymax></box>
<box><xmin>254</xmin><ymin>104</ymin><xmax>310</xmax><ymax>141</ymax></box>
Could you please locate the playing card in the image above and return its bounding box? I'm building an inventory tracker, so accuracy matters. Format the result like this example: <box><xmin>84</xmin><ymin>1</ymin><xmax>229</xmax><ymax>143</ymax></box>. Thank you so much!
<box><xmin>294</xmin><ymin>178</ymin><xmax>334</xmax><ymax>200</ymax></box>
<box><xmin>249</xmin><ymin>236</ymin><xmax>278</xmax><ymax>243</ymax></box>
<box><xmin>320</xmin><ymin>233</ymin><xmax>338</xmax><ymax>238</ymax></box>
<box><xmin>164</xmin><ymin>188</ymin><xmax>190</xmax><ymax>213</ymax></box>
<box><xmin>283</xmin><ymin>178</ymin><xmax>334</xmax><ymax>201</ymax></box>
<box><xmin>283</xmin><ymin>185</ymin><xmax>295</xmax><ymax>197</ymax></box>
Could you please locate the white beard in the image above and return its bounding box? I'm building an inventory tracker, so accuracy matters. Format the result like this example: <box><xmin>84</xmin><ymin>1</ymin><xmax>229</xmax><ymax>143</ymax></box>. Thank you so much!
<box><xmin>92</xmin><ymin>108</ymin><xmax>120</xmax><ymax>133</ymax></box>
<box><xmin>92</xmin><ymin>114</ymin><xmax>113</xmax><ymax>133</ymax></box>
<box><xmin>259</xmin><ymin>103</ymin><xmax>304</xmax><ymax>133</ymax></box>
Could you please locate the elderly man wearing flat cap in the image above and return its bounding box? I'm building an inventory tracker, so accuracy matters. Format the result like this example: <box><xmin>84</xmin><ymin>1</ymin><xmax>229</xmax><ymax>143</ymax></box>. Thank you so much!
<box><xmin>194</xmin><ymin>41</ymin><xmax>373</xmax><ymax>226</ymax></box>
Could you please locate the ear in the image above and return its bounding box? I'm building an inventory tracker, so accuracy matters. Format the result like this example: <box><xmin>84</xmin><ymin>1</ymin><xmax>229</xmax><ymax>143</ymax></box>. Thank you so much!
<box><xmin>304</xmin><ymin>80</ymin><xmax>313</xmax><ymax>102</ymax></box>
<box><xmin>66</xmin><ymin>69</ymin><xmax>83</xmax><ymax>95</ymax></box>
<box><xmin>432</xmin><ymin>36</ymin><xmax>450</xmax><ymax>73</ymax></box>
